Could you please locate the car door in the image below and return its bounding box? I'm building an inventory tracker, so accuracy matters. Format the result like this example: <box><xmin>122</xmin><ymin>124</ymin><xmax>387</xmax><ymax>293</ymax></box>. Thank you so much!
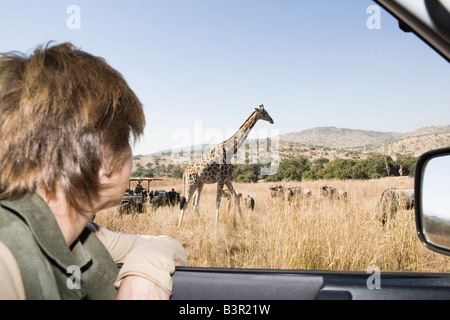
<box><xmin>171</xmin><ymin>267</ymin><xmax>450</xmax><ymax>300</ymax></box>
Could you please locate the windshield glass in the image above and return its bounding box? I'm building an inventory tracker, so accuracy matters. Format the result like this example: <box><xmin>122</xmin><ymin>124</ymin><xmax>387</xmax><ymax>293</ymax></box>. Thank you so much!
<box><xmin>2</xmin><ymin>0</ymin><xmax>449</xmax><ymax>273</ymax></box>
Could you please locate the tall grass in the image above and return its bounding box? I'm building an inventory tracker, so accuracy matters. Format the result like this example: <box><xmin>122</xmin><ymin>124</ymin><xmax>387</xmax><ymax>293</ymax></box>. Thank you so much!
<box><xmin>94</xmin><ymin>177</ymin><xmax>449</xmax><ymax>273</ymax></box>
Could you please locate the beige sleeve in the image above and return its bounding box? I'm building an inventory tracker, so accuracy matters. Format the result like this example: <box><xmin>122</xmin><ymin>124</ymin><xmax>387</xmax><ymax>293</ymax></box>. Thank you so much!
<box><xmin>0</xmin><ymin>241</ymin><xmax>26</xmax><ymax>300</ymax></box>
<box><xmin>93</xmin><ymin>225</ymin><xmax>187</xmax><ymax>295</ymax></box>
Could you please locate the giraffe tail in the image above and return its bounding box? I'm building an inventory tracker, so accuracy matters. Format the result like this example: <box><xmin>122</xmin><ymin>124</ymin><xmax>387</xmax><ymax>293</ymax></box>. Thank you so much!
<box><xmin>180</xmin><ymin>172</ymin><xmax>187</xmax><ymax>209</ymax></box>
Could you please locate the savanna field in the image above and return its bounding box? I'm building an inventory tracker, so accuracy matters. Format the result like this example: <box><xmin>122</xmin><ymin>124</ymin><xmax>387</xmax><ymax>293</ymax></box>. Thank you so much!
<box><xmin>94</xmin><ymin>177</ymin><xmax>449</xmax><ymax>273</ymax></box>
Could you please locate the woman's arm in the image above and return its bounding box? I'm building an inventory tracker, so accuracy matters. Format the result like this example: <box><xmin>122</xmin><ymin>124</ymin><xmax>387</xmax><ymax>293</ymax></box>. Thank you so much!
<box><xmin>90</xmin><ymin>223</ymin><xmax>187</xmax><ymax>299</ymax></box>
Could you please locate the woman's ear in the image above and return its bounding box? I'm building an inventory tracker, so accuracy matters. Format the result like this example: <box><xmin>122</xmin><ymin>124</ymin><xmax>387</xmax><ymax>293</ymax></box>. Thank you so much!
<box><xmin>98</xmin><ymin>161</ymin><xmax>110</xmax><ymax>185</ymax></box>
<box><xmin>98</xmin><ymin>148</ymin><xmax>114</xmax><ymax>184</ymax></box>
<box><xmin>98</xmin><ymin>145</ymin><xmax>133</xmax><ymax>186</ymax></box>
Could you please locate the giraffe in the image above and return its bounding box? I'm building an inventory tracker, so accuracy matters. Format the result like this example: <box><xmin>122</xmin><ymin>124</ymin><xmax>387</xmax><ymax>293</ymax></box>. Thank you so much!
<box><xmin>178</xmin><ymin>105</ymin><xmax>274</xmax><ymax>227</ymax></box>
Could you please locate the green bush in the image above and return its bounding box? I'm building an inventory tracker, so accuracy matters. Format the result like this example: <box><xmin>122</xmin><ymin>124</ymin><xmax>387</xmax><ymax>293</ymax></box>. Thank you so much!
<box><xmin>232</xmin><ymin>164</ymin><xmax>260</xmax><ymax>183</ymax></box>
<box><xmin>265</xmin><ymin>157</ymin><xmax>311</xmax><ymax>182</ymax></box>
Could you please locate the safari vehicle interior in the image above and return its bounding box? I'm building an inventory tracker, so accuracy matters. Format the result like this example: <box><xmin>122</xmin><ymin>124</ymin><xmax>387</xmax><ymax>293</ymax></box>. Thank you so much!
<box><xmin>170</xmin><ymin>0</ymin><xmax>450</xmax><ymax>300</ymax></box>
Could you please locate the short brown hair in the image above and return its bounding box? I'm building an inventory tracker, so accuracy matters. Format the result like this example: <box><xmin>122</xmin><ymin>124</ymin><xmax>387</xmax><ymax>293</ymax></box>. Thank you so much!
<box><xmin>0</xmin><ymin>42</ymin><xmax>145</xmax><ymax>209</ymax></box>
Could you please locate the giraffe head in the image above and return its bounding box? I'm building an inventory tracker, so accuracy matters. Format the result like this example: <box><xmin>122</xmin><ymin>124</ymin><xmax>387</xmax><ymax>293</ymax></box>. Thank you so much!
<box><xmin>254</xmin><ymin>104</ymin><xmax>274</xmax><ymax>124</ymax></box>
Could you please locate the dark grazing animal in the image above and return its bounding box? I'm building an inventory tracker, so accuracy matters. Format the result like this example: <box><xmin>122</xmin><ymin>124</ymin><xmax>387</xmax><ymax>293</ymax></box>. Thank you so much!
<box><xmin>319</xmin><ymin>185</ymin><xmax>347</xmax><ymax>201</ymax></box>
<box><xmin>244</xmin><ymin>195</ymin><xmax>255</xmax><ymax>211</ymax></box>
<box><xmin>270</xmin><ymin>185</ymin><xmax>284</xmax><ymax>198</ymax></box>
<box><xmin>378</xmin><ymin>188</ymin><xmax>414</xmax><ymax>224</ymax></box>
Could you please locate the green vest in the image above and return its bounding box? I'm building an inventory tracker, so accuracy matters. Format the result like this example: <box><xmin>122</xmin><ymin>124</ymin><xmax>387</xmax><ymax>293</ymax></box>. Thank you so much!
<box><xmin>0</xmin><ymin>193</ymin><xmax>119</xmax><ymax>299</ymax></box>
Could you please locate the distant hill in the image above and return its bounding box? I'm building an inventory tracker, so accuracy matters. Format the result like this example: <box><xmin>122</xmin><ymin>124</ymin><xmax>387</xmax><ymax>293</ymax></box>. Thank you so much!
<box><xmin>403</xmin><ymin>125</ymin><xmax>450</xmax><ymax>139</ymax></box>
<box><xmin>280</xmin><ymin>127</ymin><xmax>399</xmax><ymax>149</ymax></box>
<box><xmin>369</xmin><ymin>132</ymin><xmax>450</xmax><ymax>158</ymax></box>
<box><xmin>133</xmin><ymin>125</ymin><xmax>450</xmax><ymax>173</ymax></box>
<box><xmin>278</xmin><ymin>125</ymin><xmax>450</xmax><ymax>157</ymax></box>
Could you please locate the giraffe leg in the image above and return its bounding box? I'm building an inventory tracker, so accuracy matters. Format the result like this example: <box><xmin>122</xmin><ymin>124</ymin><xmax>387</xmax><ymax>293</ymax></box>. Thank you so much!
<box><xmin>215</xmin><ymin>183</ymin><xmax>224</xmax><ymax>226</ymax></box>
<box><xmin>226</xmin><ymin>180</ymin><xmax>243</xmax><ymax>220</ymax></box>
<box><xmin>191</xmin><ymin>189</ymin><xmax>198</xmax><ymax>212</ymax></box>
<box><xmin>193</xmin><ymin>182</ymin><xmax>203</xmax><ymax>216</ymax></box>
<box><xmin>178</xmin><ymin>182</ymin><xmax>197</xmax><ymax>227</ymax></box>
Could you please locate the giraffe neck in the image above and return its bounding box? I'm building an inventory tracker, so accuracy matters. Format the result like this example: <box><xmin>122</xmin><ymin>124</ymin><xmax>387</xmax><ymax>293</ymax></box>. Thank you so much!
<box><xmin>229</xmin><ymin>111</ymin><xmax>259</xmax><ymax>150</ymax></box>
<box><xmin>211</xmin><ymin>111</ymin><xmax>258</xmax><ymax>163</ymax></box>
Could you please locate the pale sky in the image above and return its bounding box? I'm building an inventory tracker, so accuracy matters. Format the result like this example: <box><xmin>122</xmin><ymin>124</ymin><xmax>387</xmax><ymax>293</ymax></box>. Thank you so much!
<box><xmin>1</xmin><ymin>0</ymin><xmax>449</xmax><ymax>155</ymax></box>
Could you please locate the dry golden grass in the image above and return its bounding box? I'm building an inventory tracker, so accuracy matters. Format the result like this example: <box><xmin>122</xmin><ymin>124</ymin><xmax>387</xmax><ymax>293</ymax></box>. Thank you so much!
<box><xmin>94</xmin><ymin>177</ymin><xmax>449</xmax><ymax>273</ymax></box>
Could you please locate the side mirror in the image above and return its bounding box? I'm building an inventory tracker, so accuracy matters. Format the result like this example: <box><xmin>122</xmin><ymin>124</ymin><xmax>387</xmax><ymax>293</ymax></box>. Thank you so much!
<box><xmin>415</xmin><ymin>147</ymin><xmax>450</xmax><ymax>256</ymax></box>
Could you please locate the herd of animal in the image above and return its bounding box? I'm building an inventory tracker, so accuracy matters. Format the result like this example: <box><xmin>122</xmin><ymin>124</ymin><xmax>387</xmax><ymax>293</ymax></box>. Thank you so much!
<box><xmin>146</xmin><ymin>182</ymin><xmax>414</xmax><ymax>226</ymax></box>
<box><xmin>269</xmin><ymin>184</ymin><xmax>349</xmax><ymax>201</ymax></box>
<box><xmin>269</xmin><ymin>184</ymin><xmax>414</xmax><ymax>224</ymax></box>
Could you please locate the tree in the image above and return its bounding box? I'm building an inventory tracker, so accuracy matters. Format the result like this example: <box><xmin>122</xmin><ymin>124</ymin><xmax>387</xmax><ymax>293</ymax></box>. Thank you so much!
<box><xmin>232</xmin><ymin>164</ymin><xmax>260</xmax><ymax>183</ymax></box>
<box><xmin>364</xmin><ymin>154</ymin><xmax>395</xmax><ymax>179</ymax></box>
<box><xmin>320</xmin><ymin>159</ymin><xmax>356</xmax><ymax>180</ymax></box>
<box><xmin>350</xmin><ymin>161</ymin><xmax>369</xmax><ymax>180</ymax></box>
<box><xmin>395</xmin><ymin>155</ymin><xmax>417</xmax><ymax>177</ymax></box>
<box><xmin>131</xmin><ymin>163</ymin><xmax>154</xmax><ymax>177</ymax></box>
<box><xmin>170</xmin><ymin>165</ymin><xmax>185</xmax><ymax>179</ymax></box>
<box><xmin>266</xmin><ymin>157</ymin><xmax>311</xmax><ymax>181</ymax></box>
<box><xmin>303</xmin><ymin>158</ymin><xmax>328</xmax><ymax>180</ymax></box>
<box><xmin>132</xmin><ymin>163</ymin><xmax>145</xmax><ymax>177</ymax></box>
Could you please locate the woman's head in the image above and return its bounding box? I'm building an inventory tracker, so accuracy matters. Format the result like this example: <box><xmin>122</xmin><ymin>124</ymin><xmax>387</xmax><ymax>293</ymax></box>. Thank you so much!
<box><xmin>0</xmin><ymin>42</ymin><xmax>145</xmax><ymax>209</ymax></box>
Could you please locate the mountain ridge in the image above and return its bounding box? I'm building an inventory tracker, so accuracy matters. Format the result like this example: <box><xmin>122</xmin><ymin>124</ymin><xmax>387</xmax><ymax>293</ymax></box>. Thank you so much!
<box><xmin>278</xmin><ymin>125</ymin><xmax>450</xmax><ymax>149</ymax></box>
<box><xmin>133</xmin><ymin>125</ymin><xmax>450</xmax><ymax>173</ymax></box>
